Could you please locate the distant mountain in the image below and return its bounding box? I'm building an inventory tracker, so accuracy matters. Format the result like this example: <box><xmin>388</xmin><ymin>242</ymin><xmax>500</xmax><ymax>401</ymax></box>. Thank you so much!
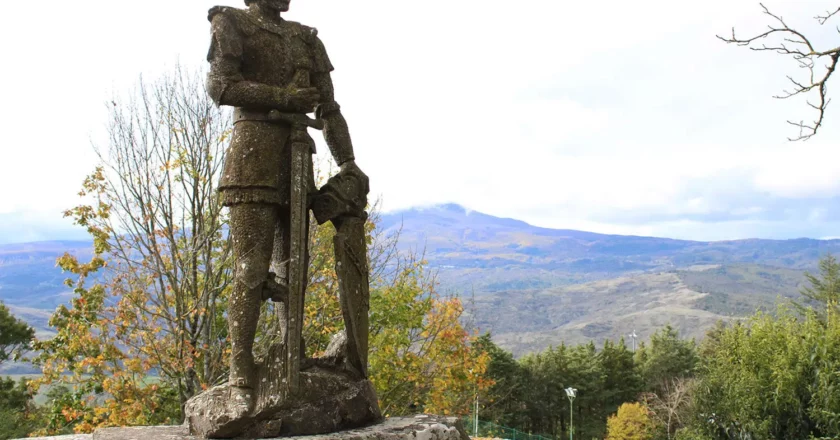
<box><xmin>379</xmin><ymin>204</ymin><xmax>835</xmax><ymax>293</ymax></box>
<box><xmin>0</xmin><ymin>205</ymin><xmax>834</xmax><ymax>357</ymax></box>
<box><xmin>0</xmin><ymin>241</ymin><xmax>92</xmax><ymax>310</ymax></box>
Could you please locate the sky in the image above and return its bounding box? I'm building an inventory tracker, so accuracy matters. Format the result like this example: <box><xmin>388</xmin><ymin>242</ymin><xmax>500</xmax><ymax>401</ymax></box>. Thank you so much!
<box><xmin>1</xmin><ymin>0</ymin><xmax>839</xmax><ymax>244</ymax></box>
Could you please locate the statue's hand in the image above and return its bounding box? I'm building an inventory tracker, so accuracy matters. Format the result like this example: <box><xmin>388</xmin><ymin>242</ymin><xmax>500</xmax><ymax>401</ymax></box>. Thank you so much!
<box><xmin>339</xmin><ymin>160</ymin><xmax>370</xmax><ymax>195</ymax></box>
<box><xmin>278</xmin><ymin>87</ymin><xmax>320</xmax><ymax>113</ymax></box>
<box><xmin>312</xmin><ymin>160</ymin><xmax>370</xmax><ymax>224</ymax></box>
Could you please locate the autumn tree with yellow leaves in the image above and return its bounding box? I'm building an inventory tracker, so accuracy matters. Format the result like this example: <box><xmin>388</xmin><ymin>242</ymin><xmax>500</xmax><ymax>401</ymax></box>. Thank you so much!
<box><xmin>30</xmin><ymin>67</ymin><xmax>489</xmax><ymax>435</ymax></box>
<box><xmin>605</xmin><ymin>402</ymin><xmax>656</xmax><ymax>440</ymax></box>
<box><xmin>31</xmin><ymin>65</ymin><xmax>232</xmax><ymax>434</ymax></box>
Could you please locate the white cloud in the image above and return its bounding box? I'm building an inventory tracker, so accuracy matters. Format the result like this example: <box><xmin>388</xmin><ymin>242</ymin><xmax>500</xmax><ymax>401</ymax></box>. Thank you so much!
<box><xmin>1</xmin><ymin>0</ymin><xmax>839</xmax><ymax>243</ymax></box>
<box><xmin>752</xmin><ymin>142</ymin><xmax>840</xmax><ymax>198</ymax></box>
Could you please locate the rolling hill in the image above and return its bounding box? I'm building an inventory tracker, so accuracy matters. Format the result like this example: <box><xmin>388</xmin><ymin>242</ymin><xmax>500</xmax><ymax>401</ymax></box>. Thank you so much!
<box><xmin>0</xmin><ymin>204</ymin><xmax>833</xmax><ymax>357</ymax></box>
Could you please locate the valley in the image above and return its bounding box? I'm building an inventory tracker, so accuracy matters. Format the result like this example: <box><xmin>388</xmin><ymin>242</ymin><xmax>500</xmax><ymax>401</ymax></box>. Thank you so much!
<box><xmin>0</xmin><ymin>204</ymin><xmax>829</xmax><ymax>358</ymax></box>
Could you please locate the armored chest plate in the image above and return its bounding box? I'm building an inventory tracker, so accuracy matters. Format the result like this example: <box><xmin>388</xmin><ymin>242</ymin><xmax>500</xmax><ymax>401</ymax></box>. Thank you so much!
<box><xmin>242</xmin><ymin>25</ymin><xmax>312</xmax><ymax>88</ymax></box>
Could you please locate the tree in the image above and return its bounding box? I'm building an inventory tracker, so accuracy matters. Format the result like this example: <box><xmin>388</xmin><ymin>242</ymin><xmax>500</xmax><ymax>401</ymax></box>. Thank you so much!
<box><xmin>606</xmin><ymin>402</ymin><xmax>656</xmax><ymax>440</ymax></box>
<box><xmin>809</xmin><ymin>304</ymin><xmax>840</xmax><ymax>435</ymax></box>
<box><xmin>0</xmin><ymin>302</ymin><xmax>34</xmax><ymax>364</ymax></box>
<box><xmin>641</xmin><ymin>378</ymin><xmax>695</xmax><ymax>440</ymax></box>
<box><xmin>636</xmin><ymin>325</ymin><xmax>698</xmax><ymax>393</ymax></box>
<box><xmin>0</xmin><ymin>377</ymin><xmax>38</xmax><ymax>440</ymax></box>
<box><xmin>474</xmin><ymin>333</ymin><xmax>528</xmax><ymax>429</ymax></box>
<box><xmin>794</xmin><ymin>254</ymin><xmax>840</xmax><ymax>321</ymax></box>
<box><xmin>601</xmin><ymin>338</ymin><xmax>644</xmax><ymax>417</ymax></box>
<box><xmin>565</xmin><ymin>342</ymin><xmax>608</xmax><ymax>439</ymax></box>
<box><xmin>719</xmin><ymin>4</ymin><xmax>839</xmax><ymax>140</ymax></box>
<box><xmin>31</xmin><ymin>65</ymin><xmax>233</xmax><ymax>434</ymax></box>
<box><xmin>355</xmin><ymin>246</ymin><xmax>490</xmax><ymax>417</ymax></box>
<box><xmin>691</xmin><ymin>305</ymin><xmax>840</xmax><ymax>439</ymax></box>
<box><xmin>0</xmin><ymin>304</ymin><xmax>36</xmax><ymax>439</ymax></box>
<box><xmin>519</xmin><ymin>345</ymin><xmax>569</xmax><ymax>437</ymax></box>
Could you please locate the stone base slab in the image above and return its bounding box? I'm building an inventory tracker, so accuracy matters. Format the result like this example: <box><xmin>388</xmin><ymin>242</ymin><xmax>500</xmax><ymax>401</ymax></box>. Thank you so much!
<box><xmin>22</xmin><ymin>436</ymin><xmax>92</xmax><ymax>440</ymax></box>
<box><xmin>86</xmin><ymin>415</ymin><xmax>468</xmax><ymax>440</ymax></box>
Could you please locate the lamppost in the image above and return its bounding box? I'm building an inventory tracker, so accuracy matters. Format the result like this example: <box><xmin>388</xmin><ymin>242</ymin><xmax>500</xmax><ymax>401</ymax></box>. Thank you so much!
<box><xmin>565</xmin><ymin>387</ymin><xmax>577</xmax><ymax>440</ymax></box>
<box><xmin>474</xmin><ymin>385</ymin><xmax>479</xmax><ymax>438</ymax></box>
<box><xmin>470</xmin><ymin>368</ymin><xmax>478</xmax><ymax>438</ymax></box>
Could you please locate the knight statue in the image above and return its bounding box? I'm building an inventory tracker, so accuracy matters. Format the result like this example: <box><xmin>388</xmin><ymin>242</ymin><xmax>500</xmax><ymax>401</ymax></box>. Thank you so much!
<box><xmin>183</xmin><ymin>1</ymin><xmax>381</xmax><ymax>437</ymax></box>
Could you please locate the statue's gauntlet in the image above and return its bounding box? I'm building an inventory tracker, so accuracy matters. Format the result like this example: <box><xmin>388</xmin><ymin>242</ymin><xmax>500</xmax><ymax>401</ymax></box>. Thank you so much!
<box><xmin>318</xmin><ymin>103</ymin><xmax>356</xmax><ymax>166</ymax></box>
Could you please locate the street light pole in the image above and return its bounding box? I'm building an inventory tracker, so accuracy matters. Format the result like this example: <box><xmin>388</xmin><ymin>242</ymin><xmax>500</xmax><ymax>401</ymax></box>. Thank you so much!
<box><xmin>474</xmin><ymin>388</ymin><xmax>478</xmax><ymax>438</ymax></box>
<box><xmin>565</xmin><ymin>387</ymin><xmax>577</xmax><ymax>440</ymax></box>
<box><xmin>470</xmin><ymin>368</ymin><xmax>478</xmax><ymax>438</ymax></box>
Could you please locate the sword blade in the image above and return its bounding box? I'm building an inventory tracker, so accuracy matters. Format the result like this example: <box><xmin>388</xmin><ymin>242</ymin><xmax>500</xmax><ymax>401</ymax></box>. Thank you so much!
<box><xmin>286</xmin><ymin>129</ymin><xmax>309</xmax><ymax>394</ymax></box>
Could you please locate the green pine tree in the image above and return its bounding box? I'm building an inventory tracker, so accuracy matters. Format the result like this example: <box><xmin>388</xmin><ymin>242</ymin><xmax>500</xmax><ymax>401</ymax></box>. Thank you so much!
<box><xmin>794</xmin><ymin>254</ymin><xmax>840</xmax><ymax>322</ymax></box>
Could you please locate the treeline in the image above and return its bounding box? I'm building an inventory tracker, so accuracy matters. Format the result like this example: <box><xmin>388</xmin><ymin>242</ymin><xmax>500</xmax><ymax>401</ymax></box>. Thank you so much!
<box><xmin>476</xmin><ymin>325</ymin><xmax>696</xmax><ymax>439</ymax></box>
<box><xmin>476</xmin><ymin>256</ymin><xmax>840</xmax><ymax>440</ymax></box>
<box><xmin>4</xmin><ymin>258</ymin><xmax>840</xmax><ymax>440</ymax></box>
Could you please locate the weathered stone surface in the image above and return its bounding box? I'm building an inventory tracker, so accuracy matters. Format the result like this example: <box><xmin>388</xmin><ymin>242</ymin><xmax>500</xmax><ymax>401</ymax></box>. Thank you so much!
<box><xmin>22</xmin><ymin>436</ymin><xmax>91</xmax><ymax>440</ymax></box>
<box><xmin>316</xmin><ymin>415</ymin><xmax>470</xmax><ymax>440</ymax></box>
<box><xmin>202</xmin><ymin>1</ymin><xmax>375</xmax><ymax>436</ymax></box>
<box><xmin>93</xmin><ymin>426</ymin><xmax>192</xmax><ymax>440</ymax></box>
<box><xmin>185</xmin><ymin>366</ymin><xmax>381</xmax><ymax>438</ymax></box>
<box><xmin>84</xmin><ymin>415</ymin><xmax>466</xmax><ymax>440</ymax></box>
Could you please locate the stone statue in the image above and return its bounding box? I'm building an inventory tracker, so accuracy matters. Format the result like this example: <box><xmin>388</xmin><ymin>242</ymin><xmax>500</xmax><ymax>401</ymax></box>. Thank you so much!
<box><xmin>184</xmin><ymin>0</ymin><xmax>381</xmax><ymax>437</ymax></box>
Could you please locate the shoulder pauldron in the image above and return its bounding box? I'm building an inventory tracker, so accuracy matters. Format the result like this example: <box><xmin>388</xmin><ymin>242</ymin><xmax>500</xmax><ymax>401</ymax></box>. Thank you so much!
<box><xmin>208</xmin><ymin>6</ymin><xmax>258</xmax><ymax>36</ymax></box>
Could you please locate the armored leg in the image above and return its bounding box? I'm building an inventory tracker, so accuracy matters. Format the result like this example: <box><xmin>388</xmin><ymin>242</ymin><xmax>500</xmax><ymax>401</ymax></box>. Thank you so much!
<box><xmin>229</xmin><ymin>203</ymin><xmax>278</xmax><ymax>393</ymax></box>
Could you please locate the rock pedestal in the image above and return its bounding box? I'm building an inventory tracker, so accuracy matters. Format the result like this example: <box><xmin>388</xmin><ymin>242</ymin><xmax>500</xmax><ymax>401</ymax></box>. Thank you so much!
<box><xmin>185</xmin><ymin>364</ymin><xmax>381</xmax><ymax>439</ymax></box>
<box><xmin>87</xmin><ymin>415</ymin><xmax>469</xmax><ymax>440</ymax></box>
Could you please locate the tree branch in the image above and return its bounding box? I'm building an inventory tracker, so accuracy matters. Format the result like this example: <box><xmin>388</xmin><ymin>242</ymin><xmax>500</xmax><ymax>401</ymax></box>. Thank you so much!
<box><xmin>717</xmin><ymin>3</ymin><xmax>839</xmax><ymax>140</ymax></box>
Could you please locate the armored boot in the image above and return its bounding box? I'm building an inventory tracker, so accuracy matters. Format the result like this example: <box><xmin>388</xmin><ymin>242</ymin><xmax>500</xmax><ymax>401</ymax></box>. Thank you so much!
<box><xmin>228</xmin><ymin>277</ymin><xmax>262</xmax><ymax>417</ymax></box>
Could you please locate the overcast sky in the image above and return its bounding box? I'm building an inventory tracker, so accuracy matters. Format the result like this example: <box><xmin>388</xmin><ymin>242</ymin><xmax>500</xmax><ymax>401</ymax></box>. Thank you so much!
<box><xmin>1</xmin><ymin>0</ymin><xmax>839</xmax><ymax>244</ymax></box>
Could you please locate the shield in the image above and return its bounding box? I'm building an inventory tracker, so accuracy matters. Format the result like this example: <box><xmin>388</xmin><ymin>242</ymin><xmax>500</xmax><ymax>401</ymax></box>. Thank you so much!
<box><xmin>311</xmin><ymin>169</ymin><xmax>370</xmax><ymax>376</ymax></box>
<box><xmin>333</xmin><ymin>216</ymin><xmax>370</xmax><ymax>376</ymax></box>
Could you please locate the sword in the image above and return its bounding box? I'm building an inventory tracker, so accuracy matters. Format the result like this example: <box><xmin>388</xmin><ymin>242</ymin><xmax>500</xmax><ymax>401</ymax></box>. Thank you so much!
<box><xmin>285</xmin><ymin>68</ymin><xmax>313</xmax><ymax>395</ymax></box>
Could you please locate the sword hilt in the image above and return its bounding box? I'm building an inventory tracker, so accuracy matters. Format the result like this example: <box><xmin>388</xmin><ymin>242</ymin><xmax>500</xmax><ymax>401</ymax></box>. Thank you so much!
<box><xmin>267</xmin><ymin>110</ymin><xmax>324</xmax><ymax>130</ymax></box>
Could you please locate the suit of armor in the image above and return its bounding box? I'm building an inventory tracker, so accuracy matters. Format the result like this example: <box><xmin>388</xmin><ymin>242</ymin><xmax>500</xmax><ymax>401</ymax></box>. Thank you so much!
<box><xmin>206</xmin><ymin>4</ymin><xmax>359</xmax><ymax>401</ymax></box>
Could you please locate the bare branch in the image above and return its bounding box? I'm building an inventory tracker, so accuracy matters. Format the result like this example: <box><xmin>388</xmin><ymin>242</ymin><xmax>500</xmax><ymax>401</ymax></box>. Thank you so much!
<box><xmin>96</xmin><ymin>65</ymin><xmax>233</xmax><ymax>402</ymax></box>
<box><xmin>816</xmin><ymin>7</ymin><xmax>840</xmax><ymax>25</ymax></box>
<box><xmin>718</xmin><ymin>3</ymin><xmax>839</xmax><ymax>140</ymax></box>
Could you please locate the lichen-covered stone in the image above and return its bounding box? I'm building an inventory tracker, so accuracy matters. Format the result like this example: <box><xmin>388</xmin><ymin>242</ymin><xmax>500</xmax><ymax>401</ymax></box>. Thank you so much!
<box><xmin>204</xmin><ymin>3</ymin><xmax>373</xmax><ymax>435</ymax></box>
<box><xmin>93</xmin><ymin>426</ymin><xmax>193</xmax><ymax>440</ymax></box>
<box><xmin>185</xmin><ymin>366</ymin><xmax>381</xmax><ymax>438</ymax></box>
<box><xmin>83</xmin><ymin>415</ymin><xmax>466</xmax><ymax>440</ymax></box>
<box><xmin>21</xmin><ymin>436</ymin><xmax>91</xmax><ymax>440</ymax></box>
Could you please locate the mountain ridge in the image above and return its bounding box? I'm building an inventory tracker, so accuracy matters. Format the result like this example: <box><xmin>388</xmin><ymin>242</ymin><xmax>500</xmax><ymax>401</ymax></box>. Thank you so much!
<box><xmin>384</xmin><ymin>203</ymin><xmax>840</xmax><ymax>243</ymax></box>
<box><xmin>378</xmin><ymin>204</ymin><xmax>837</xmax><ymax>296</ymax></box>
<box><xmin>0</xmin><ymin>204</ymin><xmax>833</xmax><ymax>356</ymax></box>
